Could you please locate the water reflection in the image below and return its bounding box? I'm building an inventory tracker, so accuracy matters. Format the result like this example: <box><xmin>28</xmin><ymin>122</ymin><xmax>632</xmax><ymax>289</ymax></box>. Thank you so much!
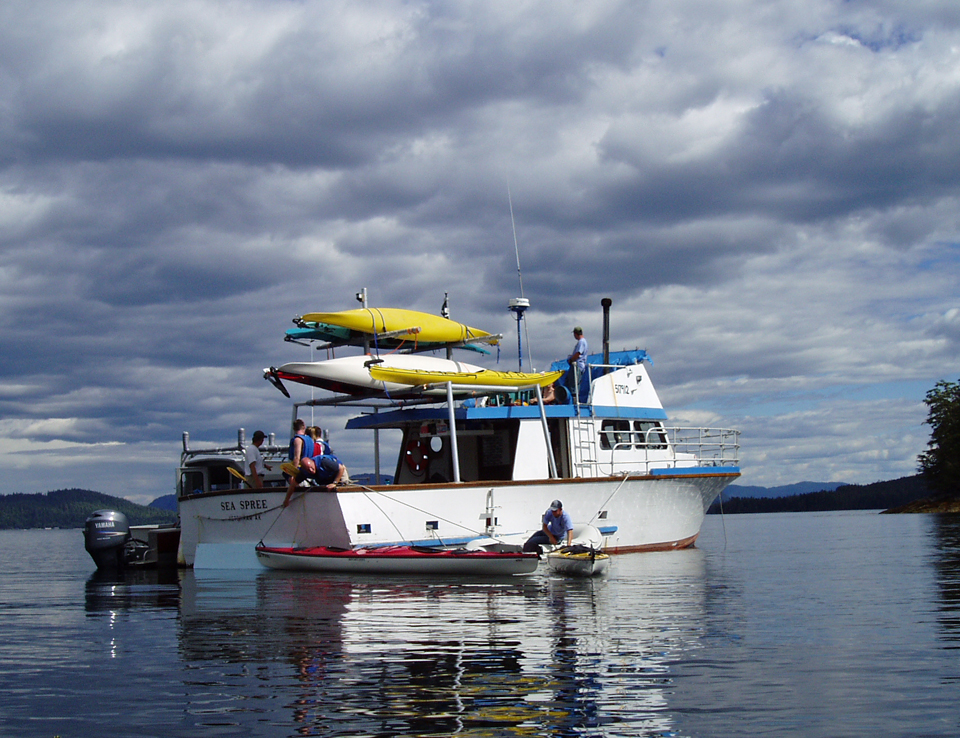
<box><xmin>84</xmin><ymin>566</ymin><xmax>184</xmax><ymax>614</ymax></box>
<box><xmin>933</xmin><ymin>514</ymin><xmax>960</xmax><ymax>647</ymax></box>
<box><xmin>82</xmin><ymin>552</ymin><xmax>710</xmax><ymax>737</ymax></box>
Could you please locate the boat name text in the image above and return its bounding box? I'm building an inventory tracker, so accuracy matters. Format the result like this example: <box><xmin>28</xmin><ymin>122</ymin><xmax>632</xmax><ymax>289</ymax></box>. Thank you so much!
<box><xmin>220</xmin><ymin>499</ymin><xmax>269</xmax><ymax>511</ymax></box>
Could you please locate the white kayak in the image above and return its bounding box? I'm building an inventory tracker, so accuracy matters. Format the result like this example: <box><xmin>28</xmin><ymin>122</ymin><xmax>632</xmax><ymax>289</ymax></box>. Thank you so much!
<box><xmin>265</xmin><ymin>354</ymin><xmax>487</xmax><ymax>397</ymax></box>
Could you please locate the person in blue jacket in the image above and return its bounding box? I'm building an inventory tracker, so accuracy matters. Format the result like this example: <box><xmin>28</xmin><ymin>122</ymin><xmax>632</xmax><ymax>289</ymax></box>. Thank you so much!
<box><xmin>283</xmin><ymin>452</ymin><xmax>346</xmax><ymax>506</ymax></box>
<box><xmin>288</xmin><ymin>419</ymin><xmax>315</xmax><ymax>469</ymax></box>
<box><xmin>523</xmin><ymin>500</ymin><xmax>574</xmax><ymax>554</ymax></box>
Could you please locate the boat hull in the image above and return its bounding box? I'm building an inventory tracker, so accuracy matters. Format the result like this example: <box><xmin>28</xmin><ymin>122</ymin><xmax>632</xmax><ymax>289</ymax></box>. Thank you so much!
<box><xmin>546</xmin><ymin>550</ymin><xmax>611</xmax><ymax>577</ymax></box>
<box><xmin>255</xmin><ymin>544</ymin><xmax>539</xmax><ymax>575</ymax></box>
<box><xmin>177</xmin><ymin>470</ymin><xmax>736</xmax><ymax>567</ymax></box>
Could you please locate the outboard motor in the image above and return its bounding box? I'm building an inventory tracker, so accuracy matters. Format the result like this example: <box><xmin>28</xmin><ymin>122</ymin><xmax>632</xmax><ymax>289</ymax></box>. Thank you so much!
<box><xmin>84</xmin><ymin>509</ymin><xmax>131</xmax><ymax>570</ymax></box>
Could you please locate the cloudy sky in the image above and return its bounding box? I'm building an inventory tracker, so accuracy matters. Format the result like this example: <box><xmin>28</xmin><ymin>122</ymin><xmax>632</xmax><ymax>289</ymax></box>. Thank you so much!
<box><xmin>2</xmin><ymin>0</ymin><xmax>959</xmax><ymax>504</ymax></box>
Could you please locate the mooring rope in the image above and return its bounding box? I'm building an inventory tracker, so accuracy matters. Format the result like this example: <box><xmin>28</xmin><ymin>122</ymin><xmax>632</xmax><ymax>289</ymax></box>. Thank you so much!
<box><xmin>588</xmin><ymin>472</ymin><xmax>633</xmax><ymax>525</ymax></box>
<box><xmin>352</xmin><ymin>482</ymin><xmax>501</xmax><ymax>542</ymax></box>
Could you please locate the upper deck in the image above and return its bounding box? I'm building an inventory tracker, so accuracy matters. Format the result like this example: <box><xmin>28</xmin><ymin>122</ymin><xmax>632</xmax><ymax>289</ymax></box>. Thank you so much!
<box><xmin>344</xmin><ymin>350</ymin><xmax>666</xmax><ymax>430</ymax></box>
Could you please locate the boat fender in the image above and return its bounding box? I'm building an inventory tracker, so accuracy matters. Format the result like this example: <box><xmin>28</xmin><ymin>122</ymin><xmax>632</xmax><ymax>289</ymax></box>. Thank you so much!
<box><xmin>405</xmin><ymin>439</ymin><xmax>429</xmax><ymax>475</ymax></box>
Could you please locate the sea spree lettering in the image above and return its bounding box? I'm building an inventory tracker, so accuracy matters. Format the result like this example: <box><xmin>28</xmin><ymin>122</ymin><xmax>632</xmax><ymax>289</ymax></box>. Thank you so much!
<box><xmin>220</xmin><ymin>499</ymin><xmax>269</xmax><ymax>512</ymax></box>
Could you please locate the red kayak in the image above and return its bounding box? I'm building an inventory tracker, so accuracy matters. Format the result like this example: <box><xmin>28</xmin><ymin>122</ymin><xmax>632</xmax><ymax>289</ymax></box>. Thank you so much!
<box><xmin>255</xmin><ymin>544</ymin><xmax>539</xmax><ymax>576</ymax></box>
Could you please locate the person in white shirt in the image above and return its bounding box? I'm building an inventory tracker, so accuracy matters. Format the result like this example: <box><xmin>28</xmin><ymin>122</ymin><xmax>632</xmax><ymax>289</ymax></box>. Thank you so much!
<box><xmin>244</xmin><ymin>430</ymin><xmax>272</xmax><ymax>488</ymax></box>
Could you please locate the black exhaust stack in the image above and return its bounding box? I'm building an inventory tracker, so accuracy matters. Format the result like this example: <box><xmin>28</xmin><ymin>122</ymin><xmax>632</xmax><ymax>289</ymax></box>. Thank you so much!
<box><xmin>601</xmin><ymin>298</ymin><xmax>612</xmax><ymax>366</ymax></box>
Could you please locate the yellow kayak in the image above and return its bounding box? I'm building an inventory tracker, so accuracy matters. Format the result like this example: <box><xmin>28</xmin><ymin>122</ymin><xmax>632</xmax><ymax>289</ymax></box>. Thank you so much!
<box><xmin>299</xmin><ymin>308</ymin><xmax>498</xmax><ymax>346</ymax></box>
<box><xmin>368</xmin><ymin>366</ymin><xmax>563</xmax><ymax>388</ymax></box>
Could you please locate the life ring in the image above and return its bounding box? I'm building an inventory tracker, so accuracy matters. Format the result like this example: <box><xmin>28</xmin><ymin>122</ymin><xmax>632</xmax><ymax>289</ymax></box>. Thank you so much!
<box><xmin>405</xmin><ymin>439</ymin><xmax>429</xmax><ymax>475</ymax></box>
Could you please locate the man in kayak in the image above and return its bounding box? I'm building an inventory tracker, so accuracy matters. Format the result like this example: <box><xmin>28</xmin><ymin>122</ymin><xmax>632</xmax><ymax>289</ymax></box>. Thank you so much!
<box><xmin>523</xmin><ymin>500</ymin><xmax>573</xmax><ymax>554</ymax></box>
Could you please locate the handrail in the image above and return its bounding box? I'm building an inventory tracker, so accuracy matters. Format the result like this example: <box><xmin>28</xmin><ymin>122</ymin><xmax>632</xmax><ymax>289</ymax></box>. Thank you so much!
<box><xmin>600</xmin><ymin>426</ymin><xmax>740</xmax><ymax>476</ymax></box>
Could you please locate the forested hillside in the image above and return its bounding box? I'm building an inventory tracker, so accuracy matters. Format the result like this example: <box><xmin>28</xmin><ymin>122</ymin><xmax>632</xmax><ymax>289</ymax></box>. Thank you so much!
<box><xmin>0</xmin><ymin>489</ymin><xmax>178</xmax><ymax>529</ymax></box>
<box><xmin>708</xmin><ymin>475</ymin><xmax>929</xmax><ymax>514</ymax></box>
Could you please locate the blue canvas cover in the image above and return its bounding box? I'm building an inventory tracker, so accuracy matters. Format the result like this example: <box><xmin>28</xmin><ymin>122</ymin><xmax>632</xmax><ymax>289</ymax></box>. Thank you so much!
<box><xmin>548</xmin><ymin>350</ymin><xmax>651</xmax><ymax>404</ymax></box>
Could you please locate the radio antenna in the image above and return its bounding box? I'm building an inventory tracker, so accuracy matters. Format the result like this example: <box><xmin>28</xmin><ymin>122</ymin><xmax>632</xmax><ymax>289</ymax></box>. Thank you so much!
<box><xmin>508</xmin><ymin>183</ymin><xmax>524</xmax><ymax>298</ymax></box>
<box><xmin>507</xmin><ymin>183</ymin><xmax>533</xmax><ymax>370</ymax></box>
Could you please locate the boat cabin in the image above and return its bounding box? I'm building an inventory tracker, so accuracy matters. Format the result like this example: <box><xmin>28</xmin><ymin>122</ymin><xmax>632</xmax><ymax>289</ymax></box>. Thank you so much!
<box><xmin>340</xmin><ymin>351</ymin><xmax>738</xmax><ymax>485</ymax></box>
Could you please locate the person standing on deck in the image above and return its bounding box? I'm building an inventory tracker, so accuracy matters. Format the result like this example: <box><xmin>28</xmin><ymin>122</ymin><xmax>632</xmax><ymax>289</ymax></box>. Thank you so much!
<box><xmin>523</xmin><ymin>500</ymin><xmax>574</xmax><ymax>554</ymax></box>
<box><xmin>244</xmin><ymin>430</ymin><xmax>272</xmax><ymax>488</ymax></box>
<box><xmin>307</xmin><ymin>425</ymin><xmax>332</xmax><ymax>456</ymax></box>
<box><xmin>289</xmin><ymin>419</ymin><xmax>316</xmax><ymax>470</ymax></box>
<box><xmin>567</xmin><ymin>326</ymin><xmax>588</xmax><ymax>397</ymax></box>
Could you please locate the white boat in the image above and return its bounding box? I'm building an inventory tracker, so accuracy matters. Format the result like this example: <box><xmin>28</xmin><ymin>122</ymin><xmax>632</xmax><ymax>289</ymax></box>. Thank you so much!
<box><xmin>175</xmin><ymin>300</ymin><xmax>740</xmax><ymax>568</ymax></box>
<box><xmin>254</xmin><ymin>543</ymin><xmax>540</xmax><ymax>576</ymax></box>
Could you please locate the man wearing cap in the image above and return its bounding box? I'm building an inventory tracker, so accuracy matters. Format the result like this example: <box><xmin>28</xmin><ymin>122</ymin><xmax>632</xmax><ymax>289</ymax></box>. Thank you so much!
<box><xmin>567</xmin><ymin>327</ymin><xmax>588</xmax><ymax>399</ymax></box>
<box><xmin>523</xmin><ymin>500</ymin><xmax>574</xmax><ymax>554</ymax></box>
<box><xmin>244</xmin><ymin>430</ymin><xmax>272</xmax><ymax>488</ymax></box>
<box><xmin>568</xmin><ymin>327</ymin><xmax>588</xmax><ymax>373</ymax></box>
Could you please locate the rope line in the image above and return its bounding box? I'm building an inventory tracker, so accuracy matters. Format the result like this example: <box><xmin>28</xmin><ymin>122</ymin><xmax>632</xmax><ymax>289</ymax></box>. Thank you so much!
<box><xmin>353</xmin><ymin>483</ymin><xmax>502</xmax><ymax>541</ymax></box>
<box><xmin>589</xmin><ymin>473</ymin><xmax>633</xmax><ymax>524</ymax></box>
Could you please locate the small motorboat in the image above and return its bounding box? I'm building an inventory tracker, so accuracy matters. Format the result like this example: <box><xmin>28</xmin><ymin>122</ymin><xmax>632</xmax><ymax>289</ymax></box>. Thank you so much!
<box><xmin>545</xmin><ymin>545</ymin><xmax>611</xmax><ymax>577</ymax></box>
<box><xmin>255</xmin><ymin>544</ymin><xmax>540</xmax><ymax>576</ymax></box>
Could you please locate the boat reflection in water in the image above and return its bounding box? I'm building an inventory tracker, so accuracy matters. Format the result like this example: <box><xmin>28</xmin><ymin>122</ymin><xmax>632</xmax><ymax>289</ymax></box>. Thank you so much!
<box><xmin>206</xmin><ymin>552</ymin><xmax>707</xmax><ymax>736</ymax></box>
<box><xmin>84</xmin><ymin>566</ymin><xmax>184</xmax><ymax>615</ymax></box>
<box><xmin>86</xmin><ymin>551</ymin><xmax>708</xmax><ymax>736</ymax></box>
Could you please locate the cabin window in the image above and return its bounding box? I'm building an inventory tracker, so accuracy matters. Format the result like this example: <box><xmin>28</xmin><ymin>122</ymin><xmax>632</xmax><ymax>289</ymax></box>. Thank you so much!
<box><xmin>634</xmin><ymin>421</ymin><xmax>668</xmax><ymax>449</ymax></box>
<box><xmin>208</xmin><ymin>465</ymin><xmax>233</xmax><ymax>491</ymax></box>
<box><xmin>600</xmin><ymin>420</ymin><xmax>631</xmax><ymax>450</ymax></box>
<box><xmin>181</xmin><ymin>470</ymin><xmax>205</xmax><ymax>496</ymax></box>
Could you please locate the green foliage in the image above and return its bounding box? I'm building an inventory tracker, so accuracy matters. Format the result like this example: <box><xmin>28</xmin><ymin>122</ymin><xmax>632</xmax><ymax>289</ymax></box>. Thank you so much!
<box><xmin>708</xmin><ymin>475</ymin><xmax>930</xmax><ymax>514</ymax></box>
<box><xmin>918</xmin><ymin>379</ymin><xmax>960</xmax><ymax>495</ymax></box>
<box><xmin>0</xmin><ymin>489</ymin><xmax>177</xmax><ymax>529</ymax></box>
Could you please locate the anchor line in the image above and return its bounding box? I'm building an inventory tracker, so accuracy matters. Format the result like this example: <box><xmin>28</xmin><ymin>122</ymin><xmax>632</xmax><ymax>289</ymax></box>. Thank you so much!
<box><xmin>354</xmin><ymin>483</ymin><xmax>506</xmax><ymax>543</ymax></box>
<box><xmin>588</xmin><ymin>473</ymin><xmax>633</xmax><ymax>525</ymax></box>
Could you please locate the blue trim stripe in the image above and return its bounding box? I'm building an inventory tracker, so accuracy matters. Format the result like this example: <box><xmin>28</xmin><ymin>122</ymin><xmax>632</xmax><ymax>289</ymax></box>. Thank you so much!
<box><xmin>649</xmin><ymin>466</ymin><xmax>740</xmax><ymax>476</ymax></box>
<box><xmin>345</xmin><ymin>404</ymin><xmax>668</xmax><ymax>429</ymax></box>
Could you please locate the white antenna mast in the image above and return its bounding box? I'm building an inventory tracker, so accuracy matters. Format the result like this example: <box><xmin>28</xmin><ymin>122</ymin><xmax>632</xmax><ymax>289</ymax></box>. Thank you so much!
<box><xmin>509</xmin><ymin>183</ymin><xmax>524</xmax><ymax>298</ymax></box>
<box><xmin>507</xmin><ymin>183</ymin><xmax>533</xmax><ymax>371</ymax></box>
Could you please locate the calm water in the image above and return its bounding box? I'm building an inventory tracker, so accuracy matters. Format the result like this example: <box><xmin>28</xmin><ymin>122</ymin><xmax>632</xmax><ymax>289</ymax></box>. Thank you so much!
<box><xmin>1</xmin><ymin>511</ymin><xmax>958</xmax><ymax>738</ymax></box>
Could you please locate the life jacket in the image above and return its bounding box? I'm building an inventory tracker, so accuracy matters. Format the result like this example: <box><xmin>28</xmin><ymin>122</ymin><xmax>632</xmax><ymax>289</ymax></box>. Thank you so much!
<box><xmin>312</xmin><ymin>454</ymin><xmax>341</xmax><ymax>484</ymax></box>
<box><xmin>289</xmin><ymin>433</ymin><xmax>315</xmax><ymax>461</ymax></box>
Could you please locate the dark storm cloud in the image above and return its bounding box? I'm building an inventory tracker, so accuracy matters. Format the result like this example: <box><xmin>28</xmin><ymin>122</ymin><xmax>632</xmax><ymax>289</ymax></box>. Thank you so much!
<box><xmin>2</xmin><ymin>0</ymin><xmax>960</xmax><ymax>499</ymax></box>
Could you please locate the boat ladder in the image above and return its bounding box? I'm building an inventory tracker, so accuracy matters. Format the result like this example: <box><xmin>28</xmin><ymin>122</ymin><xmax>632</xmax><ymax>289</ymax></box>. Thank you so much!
<box><xmin>571</xmin><ymin>415</ymin><xmax>597</xmax><ymax>477</ymax></box>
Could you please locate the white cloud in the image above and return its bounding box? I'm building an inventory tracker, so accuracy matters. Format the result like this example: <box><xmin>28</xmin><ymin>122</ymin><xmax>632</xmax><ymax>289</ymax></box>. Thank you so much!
<box><xmin>1</xmin><ymin>0</ymin><xmax>959</xmax><ymax>499</ymax></box>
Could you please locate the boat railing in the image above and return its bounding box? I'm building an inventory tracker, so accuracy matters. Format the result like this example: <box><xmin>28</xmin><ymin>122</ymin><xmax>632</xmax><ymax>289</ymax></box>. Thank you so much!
<box><xmin>603</xmin><ymin>426</ymin><xmax>740</xmax><ymax>475</ymax></box>
<box><xmin>180</xmin><ymin>429</ymin><xmax>285</xmax><ymax>462</ymax></box>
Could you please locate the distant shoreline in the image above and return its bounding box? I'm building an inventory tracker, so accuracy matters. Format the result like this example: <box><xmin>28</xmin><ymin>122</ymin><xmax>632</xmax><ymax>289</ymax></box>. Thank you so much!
<box><xmin>881</xmin><ymin>493</ymin><xmax>960</xmax><ymax>514</ymax></box>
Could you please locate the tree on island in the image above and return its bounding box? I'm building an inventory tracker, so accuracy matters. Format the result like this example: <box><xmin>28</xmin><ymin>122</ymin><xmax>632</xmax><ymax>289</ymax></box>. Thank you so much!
<box><xmin>918</xmin><ymin>379</ymin><xmax>960</xmax><ymax>497</ymax></box>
